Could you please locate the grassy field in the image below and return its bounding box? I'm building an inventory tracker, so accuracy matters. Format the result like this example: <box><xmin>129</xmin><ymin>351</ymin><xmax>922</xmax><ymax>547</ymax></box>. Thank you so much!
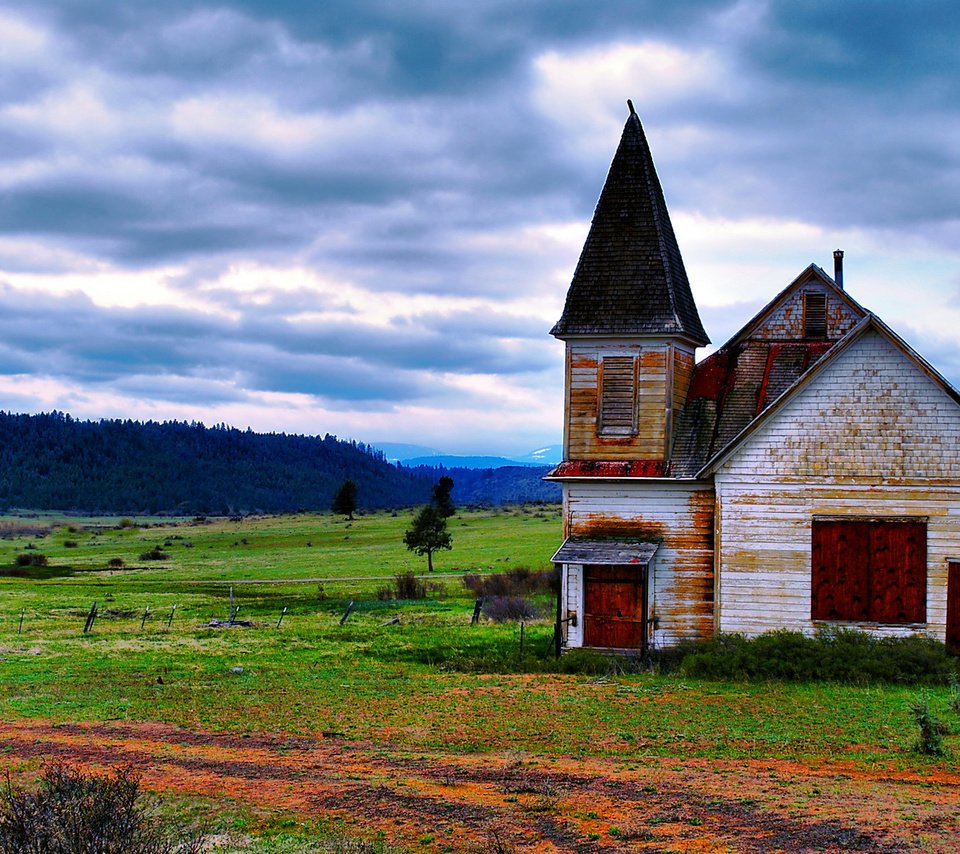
<box><xmin>1</xmin><ymin>507</ymin><xmax>959</xmax><ymax>852</ymax></box>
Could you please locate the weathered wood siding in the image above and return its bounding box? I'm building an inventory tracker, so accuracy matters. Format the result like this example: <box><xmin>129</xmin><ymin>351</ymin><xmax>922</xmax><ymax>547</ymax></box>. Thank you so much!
<box><xmin>563</xmin><ymin>481</ymin><xmax>715</xmax><ymax>647</ymax></box>
<box><xmin>751</xmin><ymin>281</ymin><xmax>861</xmax><ymax>341</ymax></box>
<box><xmin>715</xmin><ymin>330</ymin><xmax>960</xmax><ymax>640</ymax></box>
<box><xmin>561</xmin><ymin>562</ymin><xmax>584</xmax><ymax>647</ymax></box>
<box><xmin>564</xmin><ymin>339</ymin><xmax>695</xmax><ymax>461</ymax></box>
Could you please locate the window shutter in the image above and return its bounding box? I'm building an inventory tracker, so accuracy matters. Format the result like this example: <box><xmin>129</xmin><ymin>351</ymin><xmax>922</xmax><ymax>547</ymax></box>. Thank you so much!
<box><xmin>804</xmin><ymin>293</ymin><xmax>827</xmax><ymax>339</ymax></box>
<box><xmin>599</xmin><ymin>356</ymin><xmax>636</xmax><ymax>433</ymax></box>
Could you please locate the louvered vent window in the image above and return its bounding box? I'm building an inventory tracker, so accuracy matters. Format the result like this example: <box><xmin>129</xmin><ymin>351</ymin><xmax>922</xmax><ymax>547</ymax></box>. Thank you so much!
<box><xmin>804</xmin><ymin>293</ymin><xmax>827</xmax><ymax>339</ymax></box>
<box><xmin>599</xmin><ymin>356</ymin><xmax>637</xmax><ymax>434</ymax></box>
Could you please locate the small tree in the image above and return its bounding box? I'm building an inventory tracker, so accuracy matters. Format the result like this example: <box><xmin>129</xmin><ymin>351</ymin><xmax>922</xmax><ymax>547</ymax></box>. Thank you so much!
<box><xmin>432</xmin><ymin>475</ymin><xmax>455</xmax><ymax>518</ymax></box>
<box><xmin>404</xmin><ymin>505</ymin><xmax>451</xmax><ymax>572</ymax></box>
<box><xmin>332</xmin><ymin>479</ymin><xmax>357</xmax><ymax>520</ymax></box>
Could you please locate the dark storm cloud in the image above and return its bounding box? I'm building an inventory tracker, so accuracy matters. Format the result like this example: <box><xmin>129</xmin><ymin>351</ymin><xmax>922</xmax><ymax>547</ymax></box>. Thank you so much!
<box><xmin>0</xmin><ymin>285</ymin><xmax>552</xmax><ymax>402</ymax></box>
<box><xmin>1</xmin><ymin>0</ymin><xmax>958</xmax><ymax>443</ymax></box>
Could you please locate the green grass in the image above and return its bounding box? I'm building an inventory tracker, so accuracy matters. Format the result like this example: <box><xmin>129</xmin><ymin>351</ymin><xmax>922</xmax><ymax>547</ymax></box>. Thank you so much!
<box><xmin>2</xmin><ymin>505</ymin><xmax>960</xmax><ymax>852</ymax></box>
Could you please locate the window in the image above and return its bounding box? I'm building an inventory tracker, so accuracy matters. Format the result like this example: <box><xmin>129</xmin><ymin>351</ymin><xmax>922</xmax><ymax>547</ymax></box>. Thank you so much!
<box><xmin>803</xmin><ymin>292</ymin><xmax>827</xmax><ymax>339</ymax></box>
<box><xmin>811</xmin><ymin>519</ymin><xmax>926</xmax><ymax>623</ymax></box>
<box><xmin>598</xmin><ymin>355</ymin><xmax>636</xmax><ymax>434</ymax></box>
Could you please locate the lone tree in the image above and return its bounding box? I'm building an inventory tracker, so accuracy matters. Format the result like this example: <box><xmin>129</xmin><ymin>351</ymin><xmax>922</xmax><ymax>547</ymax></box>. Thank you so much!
<box><xmin>432</xmin><ymin>475</ymin><xmax>455</xmax><ymax>518</ymax></box>
<box><xmin>332</xmin><ymin>479</ymin><xmax>357</xmax><ymax>520</ymax></box>
<box><xmin>404</xmin><ymin>505</ymin><xmax>451</xmax><ymax>572</ymax></box>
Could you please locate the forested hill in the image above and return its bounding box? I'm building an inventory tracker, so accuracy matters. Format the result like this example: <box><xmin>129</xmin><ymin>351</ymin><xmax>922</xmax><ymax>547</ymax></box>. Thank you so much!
<box><xmin>0</xmin><ymin>412</ymin><xmax>433</xmax><ymax>515</ymax></box>
<box><xmin>0</xmin><ymin>412</ymin><xmax>560</xmax><ymax>514</ymax></box>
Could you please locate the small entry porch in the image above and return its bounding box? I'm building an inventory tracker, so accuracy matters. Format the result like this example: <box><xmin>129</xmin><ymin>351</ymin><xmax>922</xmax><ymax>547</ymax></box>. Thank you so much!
<box><xmin>552</xmin><ymin>539</ymin><xmax>659</xmax><ymax>655</ymax></box>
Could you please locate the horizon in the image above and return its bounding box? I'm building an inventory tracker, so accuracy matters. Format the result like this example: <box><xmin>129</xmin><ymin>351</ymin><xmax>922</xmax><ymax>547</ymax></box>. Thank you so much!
<box><xmin>2</xmin><ymin>2</ymin><xmax>959</xmax><ymax>456</ymax></box>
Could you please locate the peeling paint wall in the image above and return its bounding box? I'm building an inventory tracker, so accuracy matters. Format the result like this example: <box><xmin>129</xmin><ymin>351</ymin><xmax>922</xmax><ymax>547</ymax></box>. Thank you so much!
<box><xmin>563</xmin><ymin>480</ymin><xmax>715</xmax><ymax>647</ymax></box>
<box><xmin>565</xmin><ymin>339</ymin><xmax>695</xmax><ymax>461</ymax></box>
<box><xmin>752</xmin><ymin>282</ymin><xmax>861</xmax><ymax>341</ymax></box>
<box><xmin>715</xmin><ymin>330</ymin><xmax>960</xmax><ymax>640</ymax></box>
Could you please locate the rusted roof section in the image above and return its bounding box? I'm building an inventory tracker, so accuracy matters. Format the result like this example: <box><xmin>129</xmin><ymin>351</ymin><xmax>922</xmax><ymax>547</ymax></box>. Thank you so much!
<box><xmin>670</xmin><ymin>340</ymin><xmax>836</xmax><ymax>477</ymax></box>
<box><xmin>547</xmin><ymin>459</ymin><xmax>667</xmax><ymax>479</ymax></box>
<box><xmin>696</xmin><ymin>313</ymin><xmax>960</xmax><ymax>476</ymax></box>
<box><xmin>550</xmin><ymin>108</ymin><xmax>709</xmax><ymax>345</ymax></box>
<box><xmin>552</xmin><ymin>538</ymin><xmax>659</xmax><ymax>565</ymax></box>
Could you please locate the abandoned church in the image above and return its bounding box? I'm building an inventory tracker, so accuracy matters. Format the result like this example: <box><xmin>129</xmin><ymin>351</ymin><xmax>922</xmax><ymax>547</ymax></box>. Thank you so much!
<box><xmin>548</xmin><ymin>103</ymin><xmax>960</xmax><ymax>654</ymax></box>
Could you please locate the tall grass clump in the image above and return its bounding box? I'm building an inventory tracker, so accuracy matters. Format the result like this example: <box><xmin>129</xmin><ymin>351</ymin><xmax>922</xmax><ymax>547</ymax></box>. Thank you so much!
<box><xmin>0</xmin><ymin>764</ymin><xmax>203</xmax><ymax>853</ymax></box>
<box><xmin>676</xmin><ymin>628</ymin><xmax>957</xmax><ymax>685</ymax></box>
<box><xmin>463</xmin><ymin>566</ymin><xmax>558</xmax><ymax>598</ymax></box>
<box><xmin>377</xmin><ymin>571</ymin><xmax>427</xmax><ymax>601</ymax></box>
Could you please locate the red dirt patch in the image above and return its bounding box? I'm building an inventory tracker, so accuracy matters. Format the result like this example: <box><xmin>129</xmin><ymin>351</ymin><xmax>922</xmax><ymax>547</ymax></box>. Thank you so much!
<box><xmin>0</xmin><ymin>719</ymin><xmax>957</xmax><ymax>851</ymax></box>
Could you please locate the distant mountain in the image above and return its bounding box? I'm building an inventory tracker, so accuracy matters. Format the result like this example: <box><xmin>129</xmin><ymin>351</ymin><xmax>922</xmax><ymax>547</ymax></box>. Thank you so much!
<box><xmin>375</xmin><ymin>442</ymin><xmax>563</xmax><ymax>469</ymax></box>
<box><xmin>403</xmin><ymin>455</ymin><xmax>546</xmax><ymax>469</ymax></box>
<box><xmin>512</xmin><ymin>444</ymin><xmax>563</xmax><ymax>465</ymax></box>
<box><xmin>371</xmin><ymin>442</ymin><xmax>443</xmax><ymax>462</ymax></box>
<box><xmin>404</xmin><ymin>464</ymin><xmax>560</xmax><ymax>505</ymax></box>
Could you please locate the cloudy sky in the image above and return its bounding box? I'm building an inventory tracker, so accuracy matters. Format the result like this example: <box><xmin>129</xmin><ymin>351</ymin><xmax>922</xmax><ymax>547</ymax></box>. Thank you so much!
<box><xmin>1</xmin><ymin>1</ymin><xmax>959</xmax><ymax>455</ymax></box>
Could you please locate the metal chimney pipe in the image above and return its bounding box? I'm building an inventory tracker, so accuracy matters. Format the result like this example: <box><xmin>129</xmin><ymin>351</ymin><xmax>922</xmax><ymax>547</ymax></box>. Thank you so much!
<box><xmin>833</xmin><ymin>249</ymin><xmax>844</xmax><ymax>290</ymax></box>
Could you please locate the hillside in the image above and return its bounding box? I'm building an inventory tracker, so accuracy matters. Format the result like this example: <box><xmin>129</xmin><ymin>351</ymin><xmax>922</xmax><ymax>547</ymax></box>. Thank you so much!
<box><xmin>0</xmin><ymin>412</ymin><xmax>559</xmax><ymax>514</ymax></box>
<box><xmin>0</xmin><ymin>411</ymin><xmax>431</xmax><ymax>515</ymax></box>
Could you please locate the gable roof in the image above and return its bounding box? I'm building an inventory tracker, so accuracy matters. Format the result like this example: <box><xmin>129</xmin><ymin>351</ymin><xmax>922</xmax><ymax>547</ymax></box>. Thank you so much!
<box><xmin>695</xmin><ymin>312</ymin><xmax>960</xmax><ymax>477</ymax></box>
<box><xmin>722</xmin><ymin>264</ymin><xmax>867</xmax><ymax>349</ymax></box>
<box><xmin>668</xmin><ymin>266</ymin><xmax>868</xmax><ymax>477</ymax></box>
<box><xmin>550</xmin><ymin>105</ymin><xmax>709</xmax><ymax>345</ymax></box>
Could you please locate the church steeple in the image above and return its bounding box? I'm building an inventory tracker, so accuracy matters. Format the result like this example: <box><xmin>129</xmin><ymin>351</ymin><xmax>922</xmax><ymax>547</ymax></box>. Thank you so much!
<box><xmin>551</xmin><ymin>105</ymin><xmax>708</xmax><ymax>345</ymax></box>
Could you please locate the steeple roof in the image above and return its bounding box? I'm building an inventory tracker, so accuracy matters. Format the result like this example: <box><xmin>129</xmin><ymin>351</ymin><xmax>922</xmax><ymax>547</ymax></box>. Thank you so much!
<box><xmin>551</xmin><ymin>105</ymin><xmax>709</xmax><ymax>344</ymax></box>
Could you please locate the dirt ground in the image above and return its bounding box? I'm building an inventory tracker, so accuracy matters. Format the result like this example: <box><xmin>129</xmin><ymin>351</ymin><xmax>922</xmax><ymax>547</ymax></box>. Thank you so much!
<box><xmin>1</xmin><ymin>718</ymin><xmax>958</xmax><ymax>852</ymax></box>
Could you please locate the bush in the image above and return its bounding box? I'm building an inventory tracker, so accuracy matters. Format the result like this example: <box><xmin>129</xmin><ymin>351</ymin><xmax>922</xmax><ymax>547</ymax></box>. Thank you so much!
<box><xmin>377</xmin><ymin>572</ymin><xmax>427</xmax><ymax>601</ymax></box>
<box><xmin>463</xmin><ymin>566</ymin><xmax>558</xmax><ymax>598</ymax></box>
<box><xmin>0</xmin><ymin>764</ymin><xmax>203</xmax><ymax>853</ymax></box>
<box><xmin>910</xmin><ymin>692</ymin><xmax>948</xmax><ymax>756</ymax></box>
<box><xmin>64</xmin><ymin>540</ymin><xmax>78</xmax><ymax>548</ymax></box>
<box><xmin>138</xmin><ymin>547</ymin><xmax>169</xmax><ymax>561</ymax></box>
<box><xmin>676</xmin><ymin>628</ymin><xmax>958</xmax><ymax>685</ymax></box>
<box><xmin>482</xmin><ymin>596</ymin><xmax>539</xmax><ymax>623</ymax></box>
<box><xmin>107</xmin><ymin>557</ymin><xmax>126</xmax><ymax>569</ymax></box>
<box><xmin>14</xmin><ymin>553</ymin><xmax>48</xmax><ymax>567</ymax></box>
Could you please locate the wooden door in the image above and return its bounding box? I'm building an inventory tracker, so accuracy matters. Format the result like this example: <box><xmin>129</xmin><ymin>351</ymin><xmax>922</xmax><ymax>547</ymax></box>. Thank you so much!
<box><xmin>583</xmin><ymin>565</ymin><xmax>647</xmax><ymax>651</ymax></box>
<box><xmin>947</xmin><ymin>562</ymin><xmax>960</xmax><ymax>651</ymax></box>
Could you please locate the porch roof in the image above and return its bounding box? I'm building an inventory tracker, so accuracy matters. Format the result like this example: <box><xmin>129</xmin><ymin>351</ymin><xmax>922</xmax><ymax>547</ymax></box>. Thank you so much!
<box><xmin>551</xmin><ymin>538</ymin><xmax>659</xmax><ymax>566</ymax></box>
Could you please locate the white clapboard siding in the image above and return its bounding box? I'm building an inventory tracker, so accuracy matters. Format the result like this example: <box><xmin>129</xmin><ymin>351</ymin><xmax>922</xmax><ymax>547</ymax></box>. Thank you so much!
<box><xmin>719</xmin><ymin>331</ymin><xmax>960</xmax><ymax>483</ymax></box>
<box><xmin>713</xmin><ymin>331</ymin><xmax>960</xmax><ymax>641</ymax></box>
<box><xmin>563</xmin><ymin>480</ymin><xmax>714</xmax><ymax>648</ymax></box>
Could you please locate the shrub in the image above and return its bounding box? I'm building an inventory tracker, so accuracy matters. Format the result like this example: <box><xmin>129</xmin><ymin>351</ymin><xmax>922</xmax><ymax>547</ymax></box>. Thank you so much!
<box><xmin>676</xmin><ymin>628</ymin><xmax>957</xmax><ymax>685</ymax></box>
<box><xmin>377</xmin><ymin>572</ymin><xmax>427</xmax><ymax>601</ymax></box>
<box><xmin>0</xmin><ymin>763</ymin><xmax>203</xmax><ymax>853</ymax></box>
<box><xmin>138</xmin><ymin>547</ymin><xmax>169</xmax><ymax>561</ymax></box>
<box><xmin>463</xmin><ymin>567</ymin><xmax>558</xmax><ymax>599</ymax></box>
<box><xmin>118</xmin><ymin>517</ymin><xmax>136</xmax><ymax>529</ymax></box>
<box><xmin>910</xmin><ymin>693</ymin><xmax>948</xmax><ymax>756</ymax></box>
<box><xmin>107</xmin><ymin>558</ymin><xmax>126</xmax><ymax>569</ymax></box>
<box><xmin>482</xmin><ymin>596</ymin><xmax>538</xmax><ymax>623</ymax></box>
<box><xmin>64</xmin><ymin>540</ymin><xmax>78</xmax><ymax>548</ymax></box>
<box><xmin>14</xmin><ymin>553</ymin><xmax>48</xmax><ymax>567</ymax></box>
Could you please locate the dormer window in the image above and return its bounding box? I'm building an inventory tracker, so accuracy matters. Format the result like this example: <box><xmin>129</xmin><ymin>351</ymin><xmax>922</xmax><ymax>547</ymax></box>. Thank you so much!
<box><xmin>598</xmin><ymin>355</ymin><xmax>637</xmax><ymax>435</ymax></box>
<box><xmin>804</xmin><ymin>293</ymin><xmax>827</xmax><ymax>339</ymax></box>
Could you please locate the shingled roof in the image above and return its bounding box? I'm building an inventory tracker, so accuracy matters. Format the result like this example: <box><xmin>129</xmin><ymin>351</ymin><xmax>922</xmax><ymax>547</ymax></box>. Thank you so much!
<box><xmin>550</xmin><ymin>105</ymin><xmax>709</xmax><ymax>344</ymax></box>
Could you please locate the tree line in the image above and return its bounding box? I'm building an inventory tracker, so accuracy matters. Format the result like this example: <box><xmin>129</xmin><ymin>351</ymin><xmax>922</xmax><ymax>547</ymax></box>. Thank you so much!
<box><xmin>0</xmin><ymin>411</ymin><xmax>559</xmax><ymax>514</ymax></box>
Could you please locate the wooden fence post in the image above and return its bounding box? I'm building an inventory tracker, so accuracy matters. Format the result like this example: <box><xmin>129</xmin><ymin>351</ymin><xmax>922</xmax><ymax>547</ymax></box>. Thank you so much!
<box><xmin>167</xmin><ymin>605</ymin><xmax>176</xmax><ymax>627</ymax></box>
<box><xmin>339</xmin><ymin>601</ymin><xmax>355</xmax><ymax>625</ymax></box>
<box><xmin>140</xmin><ymin>607</ymin><xmax>150</xmax><ymax>630</ymax></box>
<box><xmin>276</xmin><ymin>607</ymin><xmax>287</xmax><ymax>629</ymax></box>
<box><xmin>18</xmin><ymin>608</ymin><xmax>24</xmax><ymax>635</ymax></box>
<box><xmin>471</xmin><ymin>599</ymin><xmax>483</xmax><ymax>625</ymax></box>
<box><xmin>83</xmin><ymin>602</ymin><xmax>98</xmax><ymax>634</ymax></box>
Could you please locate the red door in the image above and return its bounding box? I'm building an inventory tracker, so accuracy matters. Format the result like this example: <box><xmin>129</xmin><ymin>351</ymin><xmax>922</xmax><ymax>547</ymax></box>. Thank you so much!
<box><xmin>583</xmin><ymin>565</ymin><xmax>647</xmax><ymax>651</ymax></box>
<box><xmin>947</xmin><ymin>562</ymin><xmax>960</xmax><ymax>651</ymax></box>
